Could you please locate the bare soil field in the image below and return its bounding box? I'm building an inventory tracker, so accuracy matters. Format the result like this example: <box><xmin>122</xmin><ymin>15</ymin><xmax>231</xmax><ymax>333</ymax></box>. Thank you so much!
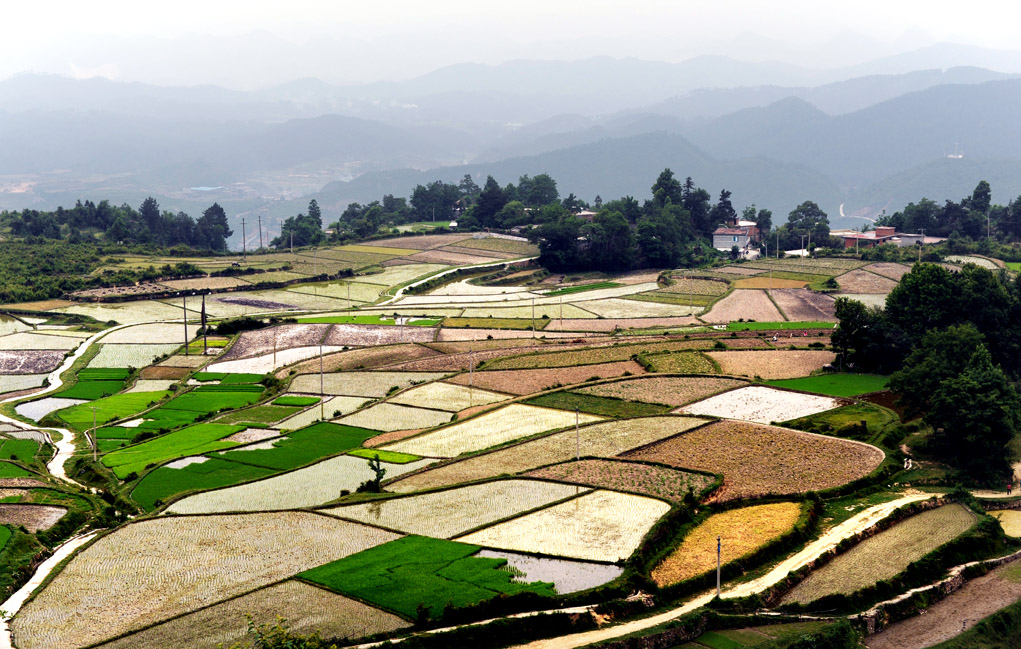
<box><xmin>721</xmin><ymin>337</ymin><xmax>774</xmax><ymax>349</ymax></box>
<box><xmin>0</xmin><ymin>299</ymin><xmax>73</xmax><ymax>311</ymax></box>
<box><xmin>525</xmin><ymin>459</ymin><xmax>714</xmax><ymax>503</ymax></box>
<box><xmin>834</xmin><ymin>269</ymin><xmax>898</xmax><ymax>294</ymax></box>
<box><xmin>576</xmin><ymin>376</ymin><xmax>746</xmax><ymax>406</ymax></box>
<box><xmin>159</xmin><ymin>276</ymin><xmax>250</xmax><ymax>291</ymax></box>
<box><xmin>769</xmin><ymin>289</ymin><xmax>837</xmax><ymax>322</ymax></box>
<box><xmin>448</xmin><ymin>361</ymin><xmax>646</xmax><ymax>395</ymax></box>
<box><xmin>158</xmin><ymin>355</ymin><xmax>210</xmax><ymax>368</ymax></box>
<box><xmin>386</xmin><ymin>345</ymin><xmax>551</xmax><ymax>372</ymax></box>
<box><xmin>425</xmin><ymin>339</ymin><xmax>557</xmax><ymax>353</ymax></box>
<box><xmin>283</xmin><ymin>343</ymin><xmax>441</xmax><ymax>375</ymax></box>
<box><xmin>0</xmin><ymin>503</ymin><xmax>67</xmax><ymax>532</ymax></box>
<box><xmin>324</xmin><ymin>323</ymin><xmax>436</xmax><ymax>346</ymax></box>
<box><xmin>623</xmin><ymin>420</ymin><xmax>884</xmax><ymax>500</ymax></box>
<box><xmin>544</xmin><ymin>317</ymin><xmax>700</xmax><ymax>331</ymax></box>
<box><xmin>483</xmin><ymin>340</ymin><xmax>714</xmax><ymax>370</ymax></box>
<box><xmin>139</xmin><ymin>366</ymin><xmax>191</xmax><ymax>380</ymax></box>
<box><xmin>707</xmin><ymin>350</ymin><xmax>836</xmax><ymax>379</ymax></box>
<box><xmin>408</xmin><ymin>249</ymin><xmax>502</xmax><ymax>266</ymax></box>
<box><xmin>371</xmin><ymin>233</ymin><xmax>470</xmax><ymax>249</ymax></box>
<box><xmin>441</xmin><ymin>245</ymin><xmax>516</xmax><ymax>259</ymax></box>
<box><xmin>733</xmin><ymin>278</ymin><xmax>808</xmax><ymax>289</ymax></box>
<box><xmin>702</xmin><ymin>290</ymin><xmax>784</xmax><ymax>324</ymax></box>
<box><xmin>0</xmin><ymin>478</ymin><xmax>48</xmax><ymax>488</ymax></box>
<box><xmin>865</xmin><ymin>262</ymin><xmax>912</xmax><ymax>281</ymax></box>
<box><xmin>0</xmin><ymin>350</ymin><xmax>66</xmax><ymax>374</ymax></box>
<box><xmin>866</xmin><ymin>562</ymin><xmax>1021</xmax><ymax>649</ymax></box>
<box><xmin>660</xmin><ymin>278</ymin><xmax>729</xmax><ymax>295</ymax></box>
<box><xmin>215</xmin><ymin>295</ymin><xmax>298</xmax><ymax>310</ymax></box>
<box><xmin>221</xmin><ymin>324</ymin><xmax>331</xmax><ymax>360</ymax></box>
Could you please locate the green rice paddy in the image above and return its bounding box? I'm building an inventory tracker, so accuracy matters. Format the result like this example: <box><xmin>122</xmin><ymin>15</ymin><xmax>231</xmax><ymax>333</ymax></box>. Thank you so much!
<box><xmin>131</xmin><ymin>457</ymin><xmax>276</xmax><ymax>510</ymax></box>
<box><xmin>58</xmin><ymin>391</ymin><xmax>172</xmax><ymax>430</ymax></box>
<box><xmin>347</xmin><ymin>448</ymin><xmax>422</xmax><ymax>464</ymax></box>
<box><xmin>299</xmin><ymin>535</ymin><xmax>555</xmax><ymax>619</ymax></box>
<box><xmin>101</xmin><ymin>423</ymin><xmax>245</xmax><ymax>478</ymax></box>
<box><xmin>764</xmin><ymin>373</ymin><xmax>889</xmax><ymax>397</ymax></box>
<box><xmin>526</xmin><ymin>392</ymin><xmax>670</xmax><ymax>418</ymax></box>
<box><xmin>272</xmin><ymin>396</ymin><xmax>320</xmax><ymax>407</ymax></box>
<box><xmin>0</xmin><ymin>462</ymin><xmax>31</xmax><ymax>478</ymax></box>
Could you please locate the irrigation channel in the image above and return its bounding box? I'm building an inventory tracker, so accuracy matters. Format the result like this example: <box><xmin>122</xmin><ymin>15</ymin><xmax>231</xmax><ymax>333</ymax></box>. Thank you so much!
<box><xmin>353</xmin><ymin>493</ymin><xmax>932</xmax><ymax>649</ymax></box>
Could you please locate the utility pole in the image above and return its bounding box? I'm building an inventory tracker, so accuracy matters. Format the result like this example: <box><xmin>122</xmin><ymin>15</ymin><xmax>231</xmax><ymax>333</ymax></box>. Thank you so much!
<box><xmin>183</xmin><ymin>295</ymin><xmax>188</xmax><ymax>355</ymax></box>
<box><xmin>775</xmin><ymin>231</ymin><xmax>779</xmax><ymax>259</ymax></box>
<box><xmin>531</xmin><ymin>297</ymin><xmax>535</xmax><ymax>339</ymax></box>
<box><xmin>257</xmin><ymin>214</ymin><xmax>264</xmax><ymax>250</ymax></box>
<box><xmin>575</xmin><ymin>409</ymin><xmax>580</xmax><ymax>461</ymax></box>
<box><xmin>919</xmin><ymin>229</ymin><xmax>925</xmax><ymax>263</ymax></box>
<box><xmin>716</xmin><ymin>536</ymin><xmax>722</xmax><ymax>597</ymax></box>
<box><xmin>469</xmin><ymin>338</ymin><xmax>474</xmax><ymax>408</ymax></box>
<box><xmin>314</xmin><ymin>248</ymin><xmax>318</xmax><ymax>276</ymax></box>
<box><xmin>319</xmin><ymin>343</ymin><xmax>325</xmax><ymax>421</ymax></box>
<box><xmin>240</xmin><ymin>217</ymin><xmax>247</xmax><ymax>263</ymax></box>
<box><xmin>290</xmin><ymin>231</ymin><xmax>294</xmax><ymax>254</ymax></box>
<box><xmin>89</xmin><ymin>406</ymin><xmax>99</xmax><ymax>462</ymax></box>
<box><xmin>559</xmin><ymin>295</ymin><xmax>563</xmax><ymax>330</ymax></box>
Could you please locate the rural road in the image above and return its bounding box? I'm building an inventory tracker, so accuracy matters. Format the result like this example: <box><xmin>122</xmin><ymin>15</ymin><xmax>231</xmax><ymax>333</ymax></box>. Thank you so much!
<box><xmin>509</xmin><ymin>493</ymin><xmax>934</xmax><ymax>649</ymax></box>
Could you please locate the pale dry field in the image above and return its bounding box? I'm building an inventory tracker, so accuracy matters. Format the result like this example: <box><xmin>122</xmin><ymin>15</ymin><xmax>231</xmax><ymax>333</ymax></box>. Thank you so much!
<box><xmin>389</xmin><ymin>416</ymin><xmax>707</xmax><ymax>493</ymax></box>
<box><xmin>388</xmin><ymin>381</ymin><xmax>510</xmax><ymax>411</ymax></box>
<box><xmin>0</xmin><ymin>504</ymin><xmax>67</xmax><ymax>532</ymax></box>
<box><xmin>0</xmin><ymin>332</ymin><xmax>82</xmax><ymax>350</ymax></box>
<box><xmin>702</xmin><ymin>290</ymin><xmax>784</xmax><ymax>324</ymax></box>
<box><xmin>677</xmin><ymin>385</ymin><xmax>840</xmax><ymax>423</ymax></box>
<box><xmin>769</xmin><ymin>289</ymin><xmax>837</xmax><ymax>322</ymax></box>
<box><xmin>289</xmin><ymin>371</ymin><xmax>448</xmax><ymax>397</ymax></box>
<box><xmin>576</xmin><ymin>376</ymin><xmax>746</xmax><ymax>407</ymax></box>
<box><xmin>88</xmin><ymin>344</ymin><xmax>182</xmax><ymax>368</ymax></box>
<box><xmin>325</xmin><ymin>479</ymin><xmax>583</xmax><ymax>538</ymax></box>
<box><xmin>220</xmin><ymin>324</ymin><xmax>331</xmax><ymax>360</ymax></box>
<box><xmin>455</xmin><ymin>490</ymin><xmax>671</xmax><ymax>563</ymax></box>
<box><xmin>95</xmin><ymin>580</ymin><xmax>410</xmax><ymax>649</ymax></box>
<box><xmin>706</xmin><ymin>350</ymin><xmax>836</xmax><ymax>379</ymax></box>
<box><xmin>0</xmin><ymin>373</ymin><xmax>48</xmax><ymax>394</ymax></box>
<box><xmin>865</xmin><ymin>262</ymin><xmax>912</xmax><ymax>280</ymax></box>
<box><xmin>733</xmin><ymin>278</ymin><xmax>807</xmax><ymax>289</ymax></box>
<box><xmin>579</xmin><ymin>298</ymin><xmax>701</xmax><ymax>319</ymax></box>
<box><xmin>207</xmin><ymin>346</ymin><xmax>346</xmax><ymax>374</ymax></box>
<box><xmin>992</xmin><ymin>510</ymin><xmax>1021</xmax><ymax>536</ymax></box>
<box><xmin>335</xmin><ymin>402</ymin><xmax>453</xmax><ymax>433</ymax></box>
<box><xmin>543</xmin><ymin>317</ymin><xmax>700</xmax><ymax>332</ymax></box>
<box><xmin>324</xmin><ymin>324</ymin><xmax>437</xmax><ymax>347</ymax></box>
<box><xmin>12</xmin><ymin>512</ymin><xmax>400</xmax><ymax>649</ymax></box>
<box><xmin>284</xmin><ymin>343</ymin><xmax>442</xmax><ymax>375</ymax></box>
<box><xmin>833</xmin><ymin>268</ymin><xmax>898</xmax><ymax>294</ymax></box>
<box><xmin>166</xmin><ymin>455</ymin><xmax>434</xmax><ymax>514</ymax></box>
<box><xmin>383</xmin><ymin>404</ymin><xmax>603</xmax><ymax>458</ymax></box>
<box><xmin>102</xmin><ymin>323</ymin><xmax>201</xmax><ymax>344</ymax></box>
<box><xmin>276</xmin><ymin>396</ymin><xmax>367</xmax><ymax>429</ymax></box>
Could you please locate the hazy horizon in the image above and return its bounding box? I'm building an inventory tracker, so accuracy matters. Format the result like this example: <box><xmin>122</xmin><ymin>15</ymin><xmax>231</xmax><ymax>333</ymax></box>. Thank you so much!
<box><xmin>5</xmin><ymin>1</ymin><xmax>1021</xmax><ymax>88</ymax></box>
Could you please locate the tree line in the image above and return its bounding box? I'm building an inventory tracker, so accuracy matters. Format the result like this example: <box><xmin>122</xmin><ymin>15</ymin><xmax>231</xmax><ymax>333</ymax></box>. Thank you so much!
<box><xmin>833</xmin><ymin>262</ymin><xmax>1021</xmax><ymax>481</ymax></box>
<box><xmin>1</xmin><ymin>198</ymin><xmax>233</xmax><ymax>250</ymax></box>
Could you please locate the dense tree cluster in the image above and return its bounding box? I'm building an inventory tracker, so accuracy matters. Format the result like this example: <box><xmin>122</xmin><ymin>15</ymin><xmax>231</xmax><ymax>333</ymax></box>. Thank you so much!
<box><xmin>1</xmin><ymin>198</ymin><xmax>233</xmax><ymax>250</ymax></box>
<box><xmin>833</xmin><ymin>261</ymin><xmax>1021</xmax><ymax>478</ymax></box>
<box><xmin>876</xmin><ymin>180</ymin><xmax>1021</xmax><ymax>240</ymax></box>
<box><xmin>273</xmin><ymin>200</ymin><xmax>326</xmax><ymax>248</ymax></box>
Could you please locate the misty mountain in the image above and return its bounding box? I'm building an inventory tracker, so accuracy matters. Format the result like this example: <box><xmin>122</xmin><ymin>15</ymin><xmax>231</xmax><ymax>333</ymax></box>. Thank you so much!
<box><xmin>317</xmin><ymin>131</ymin><xmax>842</xmax><ymax>219</ymax></box>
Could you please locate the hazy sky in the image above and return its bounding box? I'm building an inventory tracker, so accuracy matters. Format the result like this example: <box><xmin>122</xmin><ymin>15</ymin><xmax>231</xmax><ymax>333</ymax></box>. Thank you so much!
<box><xmin>5</xmin><ymin>0</ymin><xmax>1021</xmax><ymax>87</ymax></box>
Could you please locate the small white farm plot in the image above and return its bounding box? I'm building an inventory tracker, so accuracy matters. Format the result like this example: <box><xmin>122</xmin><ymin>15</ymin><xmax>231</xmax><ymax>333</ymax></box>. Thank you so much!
<box><xmin>276</xmin><ymin>396</ymin><xmax>367</xmax><ymax>430</ymax></box>
<box><xmin>101</xmin><ymin>323</ymin><xmax>200</xmax><ymax>344</ymax></box>
<box><xmin>11</xmin><ymin>512</ymin><xmax>399</xmax><ymax>649</ymax></box>
<box><xmin>455</xmin><ymin>490</ymin><xmax>671</xmax><ymax>563</ymax></box>
<box><xmin>335</xmin><ymin>402</ymin><xmax>452</xmax><ymax>432</ymax></box>
<box><xmin>0</xmin><ymin>373</ymin><xmax>48</xmax><ymax>394</ymax></box>
<box><xmin>165</xmin><ymin>455</ymin><xmax>434</xmax><ymax>514</ymax></box>
<box><xmin>87</xmin><ymin>343</ymin><xmax>182</xmax><ymax>368</ymax></box>
<box><xmin>15</xmin><ymin>397</ymin><xmax>86</xmax><ymax>422</ymax></box>
<box><xmin>126</xmin><ymin>379</ymin><xmax>178</xmax><ymax>393</ymax></box>
<box><xmin>383</xmin><ymin>404</ymin><xmax>603</xmax><ymax>458</ymax></box>
<box><xmin>388</xmin><ymin>381</ymin><xmax>510</xmax><ymax>412</ymax></box>
<box><xmin>677</xmin><ymin>385</ymin><xmax>840</xmax><ymax>424</ymax></box>
<box><xmin>206</xmin><ymin>346</ymin><xmax>346</xmax><ymax>374</ymax></box>
<box><xmin>325</xmin><ymin>479</ymin><xmax>585</xmax><ymax>538</ymax></box>
<box><xmin>289</xmin><ymin>371</ymin><xmax>449</xmax><ymax>398</ymax></box>
<box><xmin>579</xmin><ymin>298</ymin><xmax>701</xmax><ymax>318</ymax></box>
<box><xmin>0</xmin><ymin>332</ymin><xmax>82</xmax><ymax>350</ymax></box>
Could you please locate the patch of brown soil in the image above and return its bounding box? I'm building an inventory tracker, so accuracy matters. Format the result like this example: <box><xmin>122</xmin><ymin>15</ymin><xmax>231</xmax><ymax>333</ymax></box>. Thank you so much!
<box><xmin>139</xmin><ymin>366</ymin><xmax>191</xmax><ymax>380</ymax></box>
<box><xmin>0</xmin><ymin>478</ymin><xmax>47</xmax><ymax>488</ymax></box>
<box><xmin>363</xmin><ymin>428</ymin><xmax>428</xmax><ymax>448</ymax></box>
<box><xmin>834</xmin><ymin>269</ymin><xmax>898</xmax><ymax>294</ymax></box>
<box><xmin>702</xmin><ymin>290</ymin><xmax>784</xmax><ymax>324</ymax></box>
<box><xmin>707</xmin><ymin>350</ymin><xmax>836</xmax><ymax>379</ymax></box>
<box><xmin>0</xmin><ymin>503</ymin><xmax>67</xmax><ymax>532</ymax></box>
<box><xmin>770</xmin><ymin>289</ymin><xmax>837</xmax><ymax>322</ymax></box>
<box><xmin>447</xmin><ymin>360</ymin><xmax>646</xmax><ymax>395</ymax></box>
<box><xmin>282</xmin><ymin>344</ymin><xmax>441</xmax><ymax>377</ymax></box>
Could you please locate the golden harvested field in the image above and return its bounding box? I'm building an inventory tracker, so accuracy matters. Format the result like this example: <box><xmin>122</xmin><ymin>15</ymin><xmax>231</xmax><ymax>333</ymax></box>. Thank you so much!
<box><xmin>645</xmin><ymin>352</ymin><xmax>718</xmax><ymax>374</ymax></box>
<box><xmin>576</xmin><ymin>376</ymin><xmax>747</xmax><ymax>407</ymax></box>
<box><xmin>447</xmin><ymin>361</ymin><xmax>646</xmax><ymax>395</ymax></box>
<box><xmin>769</xmin><ymin>289</ymin><xmax>837</xmax><ymax>322</ymax></box>
<box><xmin>451</xmin><ymin>237</ymin><xmax>538</xmax><ymax>255</ymax></box>
<box><xmin>707</xmin><ymin>350</ymin><xmax>836</xmax><ymax>379</ymax></box>
<box><xmin>455</xmin><ymin>490</ymin><xmax>671</xmax><ymax>563</ymax></box>
<box><xmin>833</xmin><ymin>268</ymin><xmax>898</xmax><ymax>294</ymax></box>
<box><xmin>713</xmin><ymin>266</ymin><xmax>764</xmax><ymax>276</ymax></box>
<box><xmin>96</xmin><ymin>580</ymin><xmax>409</xmax><ymax>648</ymax></box>
<box><xmin>782</xmin><ymin>504</ymin><xmax>976</xmax><ymax>605</ymax></box>
<box><xmin>389</xmin><ymin>416</ymin><xmax>707</xmax><ymax>493</ymax></box>
<box><xmin>525</xmin><ymin>459</ymin><xmax>714</xmax><ymax>503</ymax></box>
<box><xmin>325</xmin><ymin>479</ymin><xmax>582</xmax><ymax>539</ymax></box>
<box><xmin>12</xmin><ymin>512</ymin><xmax>399</xmax><ymax>649</ymax></box>
<box><xmin>992</xmin><ymin>510</ymin><xmax>1021</xmax><ymax>537</ymax></box>
<box><xmin>702</xmin><ymin>290</ymin><xmax>784</xmax><ymax>324</ymax></box>
<box><xmin>289</xmin><ymin>371</ymin><xmax>448</xmax><ymax>397</ymax></box>
<box><xmin>409</xmin><ymin>249</ymin><xmax>503</xmax><ymax>266</ymax></box>
<box><xmin>389</xmin><ymin>381</ymin><xmax>510</xmax><ymax>411</ymax></box>
<box><xmin>383</xmin><ymin>404</ymin><xmax>602</xmax><ymax>458</ymax></box>
<box><xmin>733</xmin><ymin>277</ymin><xmax>808</xmax><ymax>289</ymax></box>
<box><xmin>652</xmin><ymin>502</ymin><xmax>803</xmax><ymax>585</ymax></box>
<box><xmin>371</xmin><ymin>234</ymin><xmax>470</xmax><ymax>250</ymax></box>
<box><xmin>660</xmin><ymin>278</ymin><xmax>730</xmax><ymax>295</ymax></box>
<box><xmin>622</xmin><ymin>419</ymin><xmax>884</xmax><ymax>501</ymax></box>
<box><xmin>483</xmin><ymin>340</ymin><xmax>714</xmax><ymax>370</ymax></box>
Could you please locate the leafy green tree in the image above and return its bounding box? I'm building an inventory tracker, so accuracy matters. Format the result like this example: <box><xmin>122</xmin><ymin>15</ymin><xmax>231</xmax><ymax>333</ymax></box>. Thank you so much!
<box><xmin>195</xmin><ymin>203</ymin><xmax>232</xmax><ymax>250</ymax></box>
<box><xmin>831</xmin><ymin>297</ymin><xmax>908</xmax><ymax>374</ymax></box>
<box><xmin>925</xmin><ymin>346</ymin><xmax>1019</xmax><ymax>478</ymax></box>
<box><xmin>651</xmin><ymin>168</ymin><xmax>683</xmax><ymax>210</ymax></box>
<box><xmin>458</xmin><ymin>174</ymin><xmax>480</xmax><ymax>203</ymax></box>
<box><xmin>584</xmin><ymin>211</ymin><xmax>635</xmax><ymax>271</ymax></box>
<box><xmin>494</xmin><ymin>200</ymin><xmax>527</xmax><ymax>228</ymax></box>
<box><xmin>754</xmin><ymin>207</ymin><xmax>772</xmax><ymax>235</ymax></box>
<box><xmin>884</xmin><ymin>262</ymin><xmax>958</xmax><ymax>341</ymax></box>
<box><xmin>889</xmin><ymin>323</ymin><xmax>986</xmax><ymax>418</ymax></box>
<box><xmin>529</xmin><ymin>214</ymin><xmax>583</xmax><ymax>272</ymax></box>
<box><xmin>410</xmin><ymin>181</ymin><xmax>460</xmax><ymax>221</ymax></box>
<box><xmin>636</xmin><ymin>203</ymin><xmax>692</xmax><ymax>267</ymax></box>
<box><xmin>474</xmin><ymin>176</ymin><xmax>507</xmax><ymax>228</ymax></box>
<box><xmin>786</xmin><ymin>200</ymin><xmax>829</xmax><ymax>242</ymax></box>
<box><xmin>708</xmin><ymin>189</ymin><xmax>737</xmax><ymax>228</ymax></box>
<box><xmin>602</xmin><ymin>196</ymin><xmax>642</xmax><ymax>224</ymax></box>
<box><xmin>517</xmin><ymin>173</ymin><xmax>559</xmax><ymax>207</ymax></box>
<box><xmin>682</xmin><ymin>177</ymin><xmax>713</xmax><ymax>236</ymax></box>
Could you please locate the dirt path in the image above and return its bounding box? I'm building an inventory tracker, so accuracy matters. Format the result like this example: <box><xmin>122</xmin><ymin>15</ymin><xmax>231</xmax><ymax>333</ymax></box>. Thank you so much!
<box><xmin>866</xmin><ymin>563</ymin><xmax>1021</xmax><ymax>649</ymax></box>
<box><xmin>511</xmin><ymin>493</ymin><xmax>932</xmax><ymax>649</ymax></box>
<box><xmin>0</xmin><ymin>531</ymin><xmax>101</xmax><ymax>649</ymax></box>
